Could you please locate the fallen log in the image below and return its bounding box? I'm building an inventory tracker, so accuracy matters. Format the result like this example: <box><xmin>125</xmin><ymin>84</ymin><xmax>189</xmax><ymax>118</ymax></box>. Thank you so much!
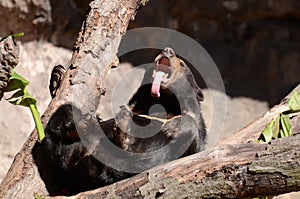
<box><xmin>53</xmin><ymin>132</ymin><xmax>300</xmax><ymax>199</ymax></box>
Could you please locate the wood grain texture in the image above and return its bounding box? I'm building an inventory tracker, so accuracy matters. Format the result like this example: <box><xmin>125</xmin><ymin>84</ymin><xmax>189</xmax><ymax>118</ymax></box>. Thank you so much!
<box><xmin>0</xmin><ymin>0</ymin><xmax>140</xmax><ymax>198</ymax></box>
<box><xmin>51</xmin><ymin>133</ymin><xmax>300</xmax><ymax>199</ymax></box>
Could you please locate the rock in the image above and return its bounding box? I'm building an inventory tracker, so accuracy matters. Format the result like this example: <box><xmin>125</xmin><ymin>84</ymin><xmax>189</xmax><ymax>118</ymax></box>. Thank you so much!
<box><xmin>133</xmin><ymin>0</ymin><xmax>300</xmax><ymax>106</ymax></box>
<box><xmin>0</xmin><ymin>0</ymin><xmax>90</xmax><ymax>48</ymax></box>
<box><xmin>201</xmin><ymin>89</ymin><xmax>269</xmax><ymax>148</ymax></box>
<box><xmin>0</xmin><ymin>0</ymin><xmax>52</xmax><ymax>41</ymax></box>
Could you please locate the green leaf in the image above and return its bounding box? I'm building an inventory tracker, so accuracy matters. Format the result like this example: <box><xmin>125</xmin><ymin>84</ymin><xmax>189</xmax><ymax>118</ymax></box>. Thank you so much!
<box><xmin>288</xmin><ymin>92</ymin><xmax>300</xmax><ymax>112</ymax></box>
<box><xmin>34</xmin><ymin>192</ymin><xmax>45</xmax><ymax>199</ymax></box>
<box><xmin>4</xmin><ymin>71</ymin><xmax>29</xmax><ymax>92</ymax></box>
<box><xmin>4</xmin><ymin>78</ymin><xmax>25</xmax><ymax>92</ymax></box>
<box><xmin>261</xmin><ymin>126</ymin><xmax>273</xmax><ymax>142</ymax></box>
<box><xmin>280</xmin><ymin>114</ymin><xmax>292</xmax><ymax>138</ymax></box>
<box><xmin>7</xmin><ymin>88</ymin><xmax>36</xmax><ymax>107</ymax></box>
<box><xmin>10</xmin><ymin>71</ymin><xmax>29</xmax><ymax>86</ymax></box>
<box><xmin>11</xmin><ymin>32</ymin><xmax>24</xmax><ymax>39</ymax></box>
<box><xmin>9</xmin><ymin>93</ymin><xmax>36</xmax><ymax>107</ymax></box>
<box><xmin>271</xmin><ymin>114</ymin><xmax>280</xmax><ymax>139</ymax></box>
<box><xmin>0</xmin><ymin>32</ymin><xmax>24</xmax><ymax>42</ymax></box>
<box><xmin>7</xmin><ymin>97</ymin><xmax>23</xmax><ymax>106</ymax></box>
<box><xmin>6</xmin><ymin>89</ymin><xmax>24</xmax><ymax>101</ymax></box>
<box><xmin>3</xmin><ymin>70</ymin><xmax>45</xmax><ymax>142</ymax></box>
<box><xmin>260</xmin><ymin>114</ymin><xmax>280</xmax><ymax>142</ymax></box>
<box><xmin>19</xmin><ymin>95</ymin><xmax>36</xmax><ymax>107</ymax></box>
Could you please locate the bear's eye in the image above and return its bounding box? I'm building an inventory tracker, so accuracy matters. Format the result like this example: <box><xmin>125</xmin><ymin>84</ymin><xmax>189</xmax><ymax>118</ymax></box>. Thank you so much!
<box><xmin>179</xmin><ymin>60</ymin><xmax>185</xmax><ymax>68</ymax></box>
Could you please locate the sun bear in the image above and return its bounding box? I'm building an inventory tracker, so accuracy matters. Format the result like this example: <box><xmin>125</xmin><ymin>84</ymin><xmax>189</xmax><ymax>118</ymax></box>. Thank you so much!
<box><xmin>43</xmin><ymin>47</ymin><xmax>206</xmax><ymax>195</ymax></box>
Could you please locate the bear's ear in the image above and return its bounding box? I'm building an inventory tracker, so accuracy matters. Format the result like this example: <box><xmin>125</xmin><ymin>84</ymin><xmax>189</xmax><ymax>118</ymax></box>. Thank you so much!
<box><xmin>195</xmin><ymin>87</ymin><xmax>204</xmax><ymax>102</ymax></box>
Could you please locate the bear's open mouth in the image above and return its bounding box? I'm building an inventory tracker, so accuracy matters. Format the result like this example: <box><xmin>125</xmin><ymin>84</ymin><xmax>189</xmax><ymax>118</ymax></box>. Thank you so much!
<box><xmin>156</xmin><ymin>57</ymin><xmax>173</xmax><ymax>78</ymax></box>
<box><xmin>151</xmin><ymin>56</ymin><xmax>173</xmax><ymax>98</ymax></box>
<box><xmin>158</xmin><ymin>56</ymin><xmax>170</xmax><ymax>65</ymax></box>
<box><xmin>129</xmin><ymin>48</ymin><xmax>184</xmax><ymax>122</ymax></box>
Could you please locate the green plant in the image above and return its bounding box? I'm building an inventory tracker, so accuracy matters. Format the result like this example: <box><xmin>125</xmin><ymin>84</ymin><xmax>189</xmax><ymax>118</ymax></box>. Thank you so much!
<box><xmin>0</xmin><ymin>32</ymin><xmax>45</xmax><ymax>142</ymax></box>
<box><xmin>4</xmin><ymin>71</ymin><xmax>45</xmax><ymax>142</ymax></box>
<box><xmin>33</xmin><ymin>192</ymin><xmax>45</xmax><ymax>199</ymax></box>
<box><xmin>0</xmin><ymin>32</ymin><xmax>24</xmax><ymax>42</ymax></box>
<box><xmin>258</xmin><ymin>91</ymin><xmax>300</xmax><ymax>142</ymax></box>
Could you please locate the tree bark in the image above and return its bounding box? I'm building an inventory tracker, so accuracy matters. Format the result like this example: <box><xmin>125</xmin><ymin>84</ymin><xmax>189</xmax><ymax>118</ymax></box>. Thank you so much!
<box><xmin>50</xmin><ymin>84</ymin><xmax>300</xmax><ymax>198</ymax></box>
<box><xmin>52</xmin><ymin>132</ymin><xmax>300</xmax><ymax>199</ymax></box>
<box><xmin>0</xmin><ymin>0</ymin><xmax>140</xmax><ymax>198</ymax></box>
<box><xmin>0</xmin><ymin>36</ymin><xmax>20</xmax><ymax>100</ymax></box>
<box><xmin>1</xmin><ymin>0</ymin><xmax>300</xmax><ymax>198</ymax></box>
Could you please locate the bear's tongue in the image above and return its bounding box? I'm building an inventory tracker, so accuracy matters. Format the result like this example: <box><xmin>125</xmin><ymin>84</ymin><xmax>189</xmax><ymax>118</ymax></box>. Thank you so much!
<box><xmin>151</xmin><ymin>71</ymin><xmax>166</xmax><ymax>98</ymax></box>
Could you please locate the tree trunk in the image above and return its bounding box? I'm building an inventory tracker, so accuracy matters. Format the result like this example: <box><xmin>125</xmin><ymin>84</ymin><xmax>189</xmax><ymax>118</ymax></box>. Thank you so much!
<box><xmin>0</xmin><ymin>0</ymin><xmax>140</xmax><ymax>198</ymax></box>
